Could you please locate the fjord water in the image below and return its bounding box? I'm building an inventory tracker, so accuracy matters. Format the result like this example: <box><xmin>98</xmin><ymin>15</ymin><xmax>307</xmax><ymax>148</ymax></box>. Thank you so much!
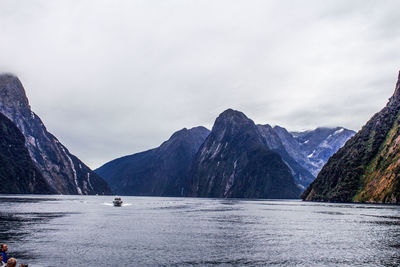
<box><xmin>0</xmin><ymin>196</ymin><xmax>399</xmax><ymax>266</ymax></box>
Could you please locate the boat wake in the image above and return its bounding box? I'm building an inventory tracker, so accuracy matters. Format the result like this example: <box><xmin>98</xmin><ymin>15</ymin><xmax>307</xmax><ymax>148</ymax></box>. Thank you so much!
<box><xmin>102</xmin><ymin>202</ymin><xmax>132</xmax><ymax>207</ymax></box>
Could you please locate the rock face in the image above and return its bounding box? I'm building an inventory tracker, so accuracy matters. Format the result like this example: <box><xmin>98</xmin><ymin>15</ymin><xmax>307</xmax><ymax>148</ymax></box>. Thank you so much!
<box><xmin>272</xmin><ymin>126</ymin><xmax>355</xmax><ymax>178</ymax></box>
<box><xmin>257</xmin><ymin>124</ymin><xmax>315</xmax><ymax>189</ymax></box>
<box><xmin>291</xmin><ymin>127</ymin><xmax>356</xmax><ymax>175</ymax></box>
<box><xmin>0</xmin><ymin>112</ymin><xmax>52</xmax><ymax>194</ymax></box>
<box><xmin>255</xmin><ymin>125</ymin><xmax>355</xmax><ymax>189</ymax></box>
<box><xmin>0</xmin><ymin>74</ymin><xmax>111</xmax><ymax>195</ymax></box>
<box><xmin>95</xmin><ymin>127</ymin><xmax>210</xmax><ymax>196</ymax></box>
<box><xmin>302</xmin><ymin>71</ymin><xmax>400</xmax><ymax>203</ymax></box>
<box><xmin>189</xmin><ymin>109</ymin><xmax>301</xmax><ymax>199</ymax></box>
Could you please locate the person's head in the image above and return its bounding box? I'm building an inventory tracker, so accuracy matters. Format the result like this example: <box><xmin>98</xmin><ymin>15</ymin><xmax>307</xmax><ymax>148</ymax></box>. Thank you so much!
<box><xmin>1</xmin><ymin>244</ymin><xmax>7</xmax><ymax>252</ymax></box>
<box><xmin>7</xmin><ymin>257</ymin><xmax>17</xmax><ymax>267</ymax></box>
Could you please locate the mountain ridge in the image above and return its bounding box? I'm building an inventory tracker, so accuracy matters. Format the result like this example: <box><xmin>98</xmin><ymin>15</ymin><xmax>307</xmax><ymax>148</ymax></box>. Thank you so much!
<box><xmin>0</xmin><ymin>74</ymin><xmax>111</xmax><ymax>195</ymax></box>
<box><xmin>96</xmin><ymin>126</ymin><xmax>210</xmax><ymax>196</ymax></box>
<box><xmin>302</xmin><ymin>71</ymin><xmax>400</xmax><ymax>203</ymax></box>
<box><xmin>188</xmin><ymin>109</ymin><xmax>301</xmax><ymax>198</ymax></box>
<box><xmin>97</xmin><ymin>108</ymin><xmax>354</xmax><ymax>197</ymax></box>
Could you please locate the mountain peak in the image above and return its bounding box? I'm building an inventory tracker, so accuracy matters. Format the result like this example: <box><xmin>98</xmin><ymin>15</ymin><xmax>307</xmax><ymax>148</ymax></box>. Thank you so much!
<box><xmin>96</xmin><ymin>126</ymin><xmax>209</xmax><ymax>196</ymax></box>
<box><xmin>386</xmin><ymin>70</ymin><xmax>400</xmax><ymax>107</ymax></box>
<box><xmin>190</xmin><ymin>110</ymin><xmax>300</xmax><ymax>199</ymax></box>
<box><xmin>0</xmin><ymin>73</ymin><xmax>19</xmax><ymax>81</ymax></box>
<box><xmin>167</xmin><ymin>126</ymin><xmax>210</xmax><ymax>142</ymax></box>
<box><xmin>0</xmin><ymin>73</ymin><xmax>30</xmax><ymax>112</ymax></box>
<box><xmin>393</xmin><ymin>70</ymin><xmax>400</xmax><ymax>99</ymax></box>
<box><xmin>212</xmin><ymin>109</ymin><xmax>256</xmax><ymax>141</ymax></box>
<box><xmin>218</xmin><ymin>108</ymin><xmax>248</xmax><ymax>120</ymax></box>
<box><xmin>214</xmin><ymin>109</ymin><xmax>253</xmax><ymax>128</ymax></box>
<box><xmin>0</xmin><ymin>73</ymin><xmax>112</xmax><ymax>195</ymax></box>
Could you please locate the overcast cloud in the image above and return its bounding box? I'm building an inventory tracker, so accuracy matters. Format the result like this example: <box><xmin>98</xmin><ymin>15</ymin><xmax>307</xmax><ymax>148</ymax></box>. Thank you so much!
<box><xmin>1</xmin><ymin>0</ymin><xmax>399</xmax><ymax>168</ymax></box>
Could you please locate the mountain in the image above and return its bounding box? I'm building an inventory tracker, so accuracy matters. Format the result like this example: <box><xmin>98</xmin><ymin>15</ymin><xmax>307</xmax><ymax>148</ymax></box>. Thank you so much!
<box><xmin>95</xmin><ymin>126</ymin><xmax>210</xmax><ymax>196</ymax></box>
<box><xmin>273</xmin><ymin>126</ymin><xmax>315</xmax><ymax>175</ymax></box>
<box><xmin>0</xmin><ymin>112</ymin><xmax>52</xmax><ymax>194</ymax></box>
<box><xmin>189</xmin><ymin>109</ymin><xmax>301</xmax><ymax>199</ymax></box>
<box><xmin>302</xmin><ymin>71</ymin><xmax>400</xmax><ymax>203</ymax></box>
<box><xmin>0</xmin><ymin>74</ymin><xmax>111</xmax><ymax>195</ymax></box>
<box><xmin>291</xmin><ymin>127</ymin><xmax>356</xmax><ymax>175</ymax></box>
<box><xmin>257</xmin><ymin>124</ymin><xmax>315</xmax><ymax>189</ymax></box>
<box><xmin>255</xmin><ymin>125</ymin><xmax>355</xmax><ymax>188</ymax></box>
<box><xmin>273</xmin><ymin>126</ymin><xmax>355</xmax><ymax>178</ymax></box>
<box><xmin>96</xmin><ymin>108</ymin><xmax>353</xmax><ymax>197</ymax></box>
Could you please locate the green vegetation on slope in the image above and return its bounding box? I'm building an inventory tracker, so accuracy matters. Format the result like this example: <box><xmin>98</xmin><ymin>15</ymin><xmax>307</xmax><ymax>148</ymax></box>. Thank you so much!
<box><xmin>302</xmin><ymin>72</ymin><xmax>400</xmax><ymax>203</ymax></box>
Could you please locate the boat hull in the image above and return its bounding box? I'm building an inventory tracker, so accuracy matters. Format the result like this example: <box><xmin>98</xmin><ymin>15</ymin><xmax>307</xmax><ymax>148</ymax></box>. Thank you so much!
<box><xmin>113</xmin><ymin>201</ymin><xmax>123</xmax><ymax>207</ymax></box>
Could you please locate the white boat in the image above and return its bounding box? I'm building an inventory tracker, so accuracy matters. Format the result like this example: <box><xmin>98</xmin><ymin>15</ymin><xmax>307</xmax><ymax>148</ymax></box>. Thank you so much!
<box><xmin>113</xmin><ymin>197</ymin><xmax>123</xmax><ymax>207</ymax></box>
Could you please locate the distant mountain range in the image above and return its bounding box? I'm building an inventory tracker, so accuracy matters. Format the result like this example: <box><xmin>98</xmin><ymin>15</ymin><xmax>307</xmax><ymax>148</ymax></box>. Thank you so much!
<box><xmin>0</xmin><ymin>73</ymin><xmax>358</xmax><ymax>199</ymax></box>
<box><xmin>0</xmin><ymin>74</ymin><xmax>111</xmax><ymax>195</ymax></box>
<box><xmin>261</xmin><ymin>125</ymin><xmax>355</xmax><ymax>189</ymax></box>
<box><xmin>96</xmin><ymin>127</ymin><xmax>210</xmax><ymax>196</ymax></box>
<box><xmin>97</xmin><ymin>108</ymin><xmax>354</xmax><ymax>198</ymax></box>
<box><xmin>303</xmin><ymin>71</ymin><xmax>400</xmax><ymax>204</ymax></box>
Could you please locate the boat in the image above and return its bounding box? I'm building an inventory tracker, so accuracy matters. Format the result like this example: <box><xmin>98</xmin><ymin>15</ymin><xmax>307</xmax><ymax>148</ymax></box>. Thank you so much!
<box><xmin>113</xmin><ymin>197</ymin><xmax>123</xmax><ymax>207</ymax></box>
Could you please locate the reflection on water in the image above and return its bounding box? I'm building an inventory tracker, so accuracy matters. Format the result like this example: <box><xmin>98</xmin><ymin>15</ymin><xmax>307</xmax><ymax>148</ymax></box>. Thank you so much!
<box><xmin>0</xmin><ymin>195</ymin><xmax>399</xmax><ymax>266</ymax></box>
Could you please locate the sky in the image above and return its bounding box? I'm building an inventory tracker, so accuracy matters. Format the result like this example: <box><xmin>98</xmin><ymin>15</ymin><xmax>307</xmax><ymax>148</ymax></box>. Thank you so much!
<box><xmin>1</xmin><ymin>0</ymin><xmax>400</xmax><ymax>169</ymax></box>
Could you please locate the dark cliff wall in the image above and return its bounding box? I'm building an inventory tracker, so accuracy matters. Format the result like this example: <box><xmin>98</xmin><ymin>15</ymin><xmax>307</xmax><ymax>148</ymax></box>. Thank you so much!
<box><xmin>0</xmin><ymin>112</ymin><xmax>52</xmax><ymax>194</ymax></box>
<box><xmin>0</xmin><ymin>74</ymin><xmax>111</xmax><ymax>195</ymax></box>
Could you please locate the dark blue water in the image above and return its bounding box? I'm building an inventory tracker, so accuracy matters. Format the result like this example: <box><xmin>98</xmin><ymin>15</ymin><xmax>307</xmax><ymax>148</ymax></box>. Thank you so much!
<box><xmin>0</xmin><ymin>195</ymin><xmax>399</xmax><ymax>266</ymax></box>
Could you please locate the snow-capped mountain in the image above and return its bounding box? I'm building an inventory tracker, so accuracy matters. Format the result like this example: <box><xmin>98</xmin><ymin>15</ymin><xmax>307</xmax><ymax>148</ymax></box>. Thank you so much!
<box><xmin>291</xmin><ymin>127</ymin><xmax>356</xmax><ymax>176</ymax></box>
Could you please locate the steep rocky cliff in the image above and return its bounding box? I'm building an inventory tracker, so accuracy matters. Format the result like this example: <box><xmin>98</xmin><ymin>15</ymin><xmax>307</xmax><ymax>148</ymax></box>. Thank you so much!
<box><xmin>0</xmin><ymin>112</ymin><xmax>52</xmax><ymax>194</ymax></box>
<box><xmin>255</xmin><ymin>125</ymin><xmax>355</xmax><ymax>188</ymax></box>
<box><xmin>271</xmin><ymin>126</ymin><xmax>355</xmax><ymax>178</ymax></box>
<box><xmin>96</xmin><ymin>127</ymin><xmax>210</xmax><ymax>196</ymax></box>
<box><xmin>0</xmin><ymin>74</ymin><xmax>111</xmax><ymax>195</ymax></box>
<box><xmin>302</xmin><ymin>72</ymin><xmax>400</xmax><ymax>203</ymax></box>
<box><xmin>189</xmin><ymin>109</ymin><xmax>301</xmax><ymax>199</ymax></box>
<box><xmin>291</xmin><ymin>127</ymin><xmax>356</xmax><ymax>175</ymax></box>
<box><xmin>257</xmin><ymin>124</ymin><xmax>315</xmax><ymax>189</ymax></box>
